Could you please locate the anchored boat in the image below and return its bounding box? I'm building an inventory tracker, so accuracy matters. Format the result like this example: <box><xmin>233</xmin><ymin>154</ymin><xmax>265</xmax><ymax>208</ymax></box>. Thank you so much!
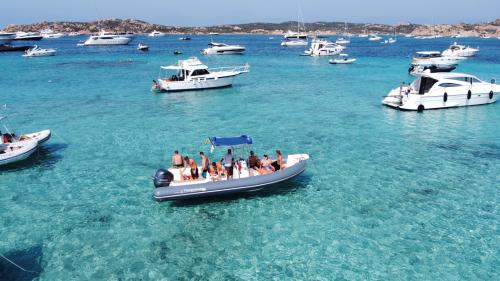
<box><xmin>202</xmin><ymin>42</ymin><xmax>246</xmax><ymax>55</ymax></box>
<box><xmin>303</xmin><ymin>39</ymin><xmax>344</xmax><ymax>56</ymax></box>
<box><xmin>157</xmin><ymin>57</ymin><xmax>249</xmax><ymax>92</ymax></box>
<box><xmin>22</xmin><ymin>45</ymin><xmax>56</xmax><ymax>57</ymax></box>
<box><xmin>153</xmin><ymin>135</ymin><xmax>309</xmax><ymax>201</ymax></box>
<box><xmin>382</xmin><ymin>73</ymin><xmax>499</xmax><ymax>111</ymax></box>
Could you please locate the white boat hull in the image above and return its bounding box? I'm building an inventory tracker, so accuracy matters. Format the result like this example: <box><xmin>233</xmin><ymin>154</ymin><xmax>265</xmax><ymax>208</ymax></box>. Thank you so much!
<box><xmin>0</xmin><ymin>140</ymin><xmax>38</xmax><ymax>166</ymax></box>
<box><xmin>158</xmin><ymin>75</ymin><xmax>237</xmax><ymax>92</ymax></box>
<box><xmin>203</xmin><ymin>47</ymin><xmax>245</xmax><ymax>55</ymax></box>
<box><xmin>329</xmin><ymin>58</ymin><xmax>356</xmax><ymax>64</ymax></box>
<box><xmin>382</xmin><ymin>88</ymin><xmax>498</xmax><ymax>111</ymax></box>
<box><xmin>281</xmin><ymin>40</ymin><xmax>308</xmax><ymax>46</ymax></box>
<box><xmin>83</xmin><ymin>36</ymin><xmax>132</xmax><ymax>46</ymax></box>
<box><xmin>23</xmin><ymin>50</ymin><xmax>56</xmax><ymax>57</ymax></box>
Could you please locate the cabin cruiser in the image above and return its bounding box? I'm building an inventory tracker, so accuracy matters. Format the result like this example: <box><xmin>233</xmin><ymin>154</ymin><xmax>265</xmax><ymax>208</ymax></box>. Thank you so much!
<box><xmin>157</xmin><ymin>57</ymin><xmax>249</xmax><ymax>92</ymax></box>
<box><xmin>0</xmin><ymin>32</ymin><xmax>16</xmax><ymax>45</ymax></box>
<box><xmin>41</xmin><ymin>29</ymin><xmax>65</xmax><ymax>39</ymax></box>
<box><xmin>202</xmin><ymin>42</ymin><xmax>246</xmax><ymax>55</ymax></box>
<box><xmin>369</xmin><ymin>35</ymin><xmax>382</xmax><ymax>41</ymax></box>
<box><xmin>81</xmin><ymin>30</ymin><xmax>132</xmax><ymax>46</ymax></box>
<box><xmin>382</xmin><ymin>38</ymin><xmax>396</xmax><ymax>44</ymax></box>
<box><xmin>412</xmin><ymin>51</ymin><xmax>466</xmax><ymax>67</ymax></box>
<box><xmin>22</xmin><ymin>45</ymin><xmax>56</xmax><ymax>57</ymax></box>
<box><xmin>281</xmin><ymin>31</ymin><xmax>308</xmax><ymax>46</ymax></box>
<box><xmin>408</xmin><ymin>64</ymin><xmax>456</xmax><ymax>76</ymax></box>
<box><xmin>335</xmin><ymin>37</ymin><xmax>350</xmax><ymax>45</ymax></box>
<box><xmin>382</xmin><ymin>73</ymin><xmax>499</xmax><ymax>111</ymax></box>
<box><xmin>148</xmin><ymin>30</ymin><xmax>165</xmax><ymax>37</ymax></box>
<box><xmin>152</xmin><ymin>135</ymin><xmax>309</xmax><ymax>201</ymax></box>
<box><xmin>14</xmin><ymin>32</ymin><xmax>43</xmax><ymax>41</ymax></box>
<box><xmin>441</xmin><ymin>42</ymin><xmax>479</xmax><ymax>57</ymax></box>
<box><xmin>303</xmin><ymin>39</ymin><xmax>344</xmax><ymax>56</ymax></box>
<box><xmin>329</xmin><ymin>54</ymin><xmax>356</xmax><ymax>64</ymax></box>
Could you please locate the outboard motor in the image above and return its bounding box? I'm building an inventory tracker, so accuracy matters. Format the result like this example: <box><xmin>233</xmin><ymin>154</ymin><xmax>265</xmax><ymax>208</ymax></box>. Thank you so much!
<box><xmin>153</xmin><ymin>169</ymin><xmax>174</xmax><ymax>188</ymax></box>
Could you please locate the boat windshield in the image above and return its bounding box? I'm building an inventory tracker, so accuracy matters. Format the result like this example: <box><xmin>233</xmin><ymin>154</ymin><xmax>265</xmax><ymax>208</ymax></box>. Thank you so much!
<box><xmin>191</xmin><ymin>69</ymin><xmax>210</xmax><ymax>76</ymax></box>
<box><xmin>418</xmin><ymin>77</ymin><xmax>438</xmax><ymax>94</ymax></box>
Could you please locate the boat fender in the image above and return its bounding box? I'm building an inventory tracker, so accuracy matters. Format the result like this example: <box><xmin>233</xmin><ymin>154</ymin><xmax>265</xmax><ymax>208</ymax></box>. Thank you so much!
<box><xmin>467</xmin><ymin>90</ymin><xmax>472</xmax><ymax>100</ymax></box>
<box><xmin>443</xmin><ymin>92</ymin><xmax>448</xmax><ymax>102</ymax></box>
<box><xmin>417</xmin><ymin>104</ymin><xmax>425</xmax><ymax>112</ymax></box>
<box><xmin>153</xmin><ymin>169</ymin><xmax>174</xmax><ymax>188</ymax></box>
<box><xmin>489</xmin><ymin>91</ymin><xmax>494</xmax><ymax>99</ymax></box>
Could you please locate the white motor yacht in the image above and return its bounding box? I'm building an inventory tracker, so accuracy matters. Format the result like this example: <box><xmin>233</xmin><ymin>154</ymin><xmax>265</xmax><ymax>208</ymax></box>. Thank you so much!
<box><xmin>382</xmin><ymin>73</ymin><xmax>499</xmax><ymax>111</ymax></box>
<box><xmin>148</xmin><ymin>30</ymin><xmax>165</xmax><ymax>37</ymax></box>
<box><xmin>281</xmin><ymin>31</ymin><xmax>308</xmax><ymax>46</ymax></box>
<box><xmin>41</xmin><ymin>29</ymin><xmax>65</xmax><ymax>39</ymax></box>
<box><xmin>369</xmin><ymin>35</ymin><xmax>382</xmax><ymax>41</ymax></box>
<box><xmin>22</xmin><ymin>45</ymin><xmax>56</xmax><ymax>57</ymax></box>
<box><xmin>0</xmin><ymin>32</ymin><xmax>16</xmax><ymax>45</ymax></box>
<box><xmin>202</xmin><ymin>42</ymin><xmax>246</xmax><ymax>55</ymax></box>
<box><xmin>14</xmin><ymin>32</ymin><xmax>43</xmax><ymax>41</ymax></box>
<box><xmin>412</xmin><ymin>51</ymin><xmax>466</xmax><ymax>66</ymax></box>
<box><xmin>303</xmin><ymin>39</ymin><xmax>344</xmax><ymax>56</ymax></box>
<box><xmin>329</xmin><ymin>54</ymin><xmax>356</xmax><ymax>64</ymax></box>
<box><xmin>442</xmin><ymin>42</ymin><xmax>479</xmax><ymax>57</ymax></box>
<box><xmin>382</xmin><ymin>37</ymin><xmax>397</xmax><ymax>44</ymax></box>
<box><xmin>81</xmin><ymin>30</ymin><xmax>132</xmax><ymax>46</ymax></box>
<box><xmin>157</xmin><ymin>57</ymin><xmax>249</xmax><ymax>92</ymax></box>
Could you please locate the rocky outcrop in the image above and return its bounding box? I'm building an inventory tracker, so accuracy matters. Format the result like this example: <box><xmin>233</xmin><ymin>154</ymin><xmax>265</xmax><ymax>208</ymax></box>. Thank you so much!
<box><xmin>2</xmin><ymin>18</ymin><xmax>499</xmax><ymax>36</ymax></box>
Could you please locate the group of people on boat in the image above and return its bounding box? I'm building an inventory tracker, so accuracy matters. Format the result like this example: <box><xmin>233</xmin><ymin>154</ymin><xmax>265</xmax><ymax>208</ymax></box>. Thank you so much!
<box><xmin>170</xmin><ymin>149</ymin><xmax>285</xmax><ymax>181</ymax></box>
<box><xmin>0</xmin><ymin>130</ymin><xmax>31</xmax><ymax>144</ymax></box>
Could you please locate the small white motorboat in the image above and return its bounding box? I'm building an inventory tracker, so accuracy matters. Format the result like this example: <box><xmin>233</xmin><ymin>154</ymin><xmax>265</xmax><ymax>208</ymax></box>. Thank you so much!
<box><xmin>382</xmin><ymin>73</ymin><xmax>499</xmax><ymax>111</ymax></box>
<box><xmin>335</xmin><ymin>37</ymin><xmax>350</xmax><ymax>45</ymax></box>
<box><xmin>442</xmin><ymin>42</ymin><xmax>479</xmax><ymax>57</ymax></box>
<box><xmin>152</xmin><ymin>135</ymin><xmax>309</xmax><ymax>201</ymax></box>
<box><xmin>329</xmin><ymin>54</ymin><xmax>356</xmax><ymax>64</ymax></box>
<box><xmin>157</xmin><ymin>57</ymin><xmax>249</xmax><ymax>92</ymax></box>
<box><xmin>137</xmin><ymin>43</ymin><xmax>149</xmax><ymax>51</ymax></box>
<box><xmin>22</xmin><ymin>45</ymin><xmax>56</xmax><ymax>57</ymax></box>
<box><xmin>0</xmin><ymin>139</ymin><xmax>39</xmax><ymax>166</ymax></box>
<box><xmin>382</xmin><ymin>38</ymin><xmax>397</xmax><ymax>44</ymax></box>
<box><xmin>148</xmin><ymin>30</ymin><xmax>165</xmax><ymax>37</ymax></box>
<box><xmin>369</xmin><ymin>35</ymin><xmax>382</xmax><ymax>41</ymax></box>
<box><xmin>202</xmin><ymin>42</ymin><xmax>246</xmax><ymax>55</ymax></box>
<box><xmin>41</xmin><ymin>29</ymin><xmax>65</xmax><ymax>39</ymax></box>
<box><xmin>1</xmin><ymin>116</ymin><xmax>51</xmax><ymax>144</ymax></box>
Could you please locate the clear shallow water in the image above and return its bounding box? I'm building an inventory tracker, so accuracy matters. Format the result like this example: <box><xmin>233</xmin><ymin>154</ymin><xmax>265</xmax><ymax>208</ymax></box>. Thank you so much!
<box><xmin>0</xmin><ymin>35</ymin><xmax>499</xmax><ymax>280</ymax></box>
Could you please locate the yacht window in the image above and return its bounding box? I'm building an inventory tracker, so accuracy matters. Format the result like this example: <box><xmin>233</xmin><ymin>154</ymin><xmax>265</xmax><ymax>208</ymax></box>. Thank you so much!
<box><xmin>438</xmin><ymin>83</ymin><xmax>461</xmax><ymax>88</ymax></box>
<box><xmin>449</xmin><ymin>77</ymin><xmax>480</xmax><ymax>83</ymax></box>
<box><xmin>191</xmin><ymin>69</ymin><xmax>210</xmax><ymax>76</ymax></box>
<box><xmin>418</xmin><ymin>77</ymin><xmax>438</xmax><ymax>95</ymax></box>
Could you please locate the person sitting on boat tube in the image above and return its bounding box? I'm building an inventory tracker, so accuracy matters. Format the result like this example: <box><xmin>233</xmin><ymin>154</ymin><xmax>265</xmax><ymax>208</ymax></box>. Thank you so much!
<box><xmin>271</xmin><ymin>149</ymin><xmax>285</xmax><ymax>171</ymax></box>
<box><xmin>223</xmin><ymin>149</ymin><xmax>234</xmax><ymax>179</ymax></box>
<box><xmin>259</xmin><ymin>154</ymin><xmax>275</xmax><ymax>174</ymax></box>
<box><xmin>171</xmin><ymin>150</ymin><xmax>184</xmax><ymax>168</ymax></box>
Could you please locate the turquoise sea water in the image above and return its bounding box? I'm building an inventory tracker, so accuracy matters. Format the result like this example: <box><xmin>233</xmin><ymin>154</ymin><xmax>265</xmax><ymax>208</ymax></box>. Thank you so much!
<box><xmin>0</xmin><ymin>35</ymin><xmax>499</xmax><ymax>280</ymax></box>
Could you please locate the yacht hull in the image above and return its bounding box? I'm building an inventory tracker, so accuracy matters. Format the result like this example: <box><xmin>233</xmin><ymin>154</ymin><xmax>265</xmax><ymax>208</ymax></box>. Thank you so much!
<box><xmin>382</xmin><ymin>89</ymin><xmax>498</xmax><ymax>111</ymax></box>
<box><xmin>14</xmin><ymin>36</ymin><xmax>43</xmax><ymax>41</ymax></box>
<box><xmin>158</xmin><ymin>75</ymin><xmax>237</xmax><ymax>92</ymax></box>
<box><xmin>153</xmin><ymin>158</ymin><xmax>308</xmax><ymax>201</ymax></box>
<box><xmin>83</xmin><ymin>37</ymin><xmax>132</xmax><ymax>46</ymax></box>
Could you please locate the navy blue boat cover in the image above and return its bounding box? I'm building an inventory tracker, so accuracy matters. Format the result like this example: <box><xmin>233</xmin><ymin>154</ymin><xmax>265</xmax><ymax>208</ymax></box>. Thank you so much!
<box><xmin>209</xmin><ymin>135</ymin><xmax>253</xmax><ymax>147</ymax></box>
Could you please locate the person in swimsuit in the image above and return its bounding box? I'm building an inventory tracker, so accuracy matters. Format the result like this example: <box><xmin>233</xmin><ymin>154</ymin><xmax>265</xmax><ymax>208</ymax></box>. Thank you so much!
<box><xmin>209</xmin><ymin>162</ymin><xmax>219</xmax><ymax>180</ymax></box>
<box><xmin>171</xmin><ymin>150</ymin><xmax>184</xmax><ymax>168</ymax></box>
<box><xmin>223</xmin><ymin>149</ymin><xmax>234</xmax><ymax>179</ymax></box>
<box><xmin>199</xmin><ymin>151</ymin><xmax>210</xmax><ymax>178</ymax></box>
<box><xmin>259</xmin><ymin>154</ymin><xmax>275</xmax><ymax>174</ymax></box>
<box><xmin>272</xmin><ymin>149</ymin><xmax>284</xmax><ymax>171</ymax></box>
<box><xmin>184</xmin><ymin>156</ymin><xmax>199</xmax><ymax>180</ymax></box>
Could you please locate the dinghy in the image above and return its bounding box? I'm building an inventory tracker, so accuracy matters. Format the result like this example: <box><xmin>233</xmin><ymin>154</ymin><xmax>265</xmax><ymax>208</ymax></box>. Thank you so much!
<box><xmin>152</xmin><ymin>135</ymin><xmax>309</xmax><ymax>201</ymax></box>
<box><xmin>329</xmin><ymin>54</ymin><xmax>356</xmax><ymax>64</ymax></box>
<box><xmin>0</xmin><ymin>140</ymin><xmax>38</xmax><ymax>166</ymax></box>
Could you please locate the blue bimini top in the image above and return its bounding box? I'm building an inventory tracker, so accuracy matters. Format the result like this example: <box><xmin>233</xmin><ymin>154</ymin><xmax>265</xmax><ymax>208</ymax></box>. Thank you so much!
<box><xmin>209</xmin><ymin>135</ymin><xmax>253</xmax><ymax>147</ymax></box>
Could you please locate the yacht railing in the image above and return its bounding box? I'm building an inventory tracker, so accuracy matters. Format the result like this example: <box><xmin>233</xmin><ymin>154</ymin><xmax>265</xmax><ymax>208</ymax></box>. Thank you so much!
<box><xmin>209</xmin><ymin>64</ymin><xmax>250</xmax><ymax>73</ymax></box>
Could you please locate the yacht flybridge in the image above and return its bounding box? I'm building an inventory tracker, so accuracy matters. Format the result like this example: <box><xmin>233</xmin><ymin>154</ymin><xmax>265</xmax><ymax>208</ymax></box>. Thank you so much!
<box><xmin>202</xmin><ymin>42</ymin><xmax>246</xmax><ymax>55</ymax></box>
<box><xmin>303</xmin><ymin>39</ymin><xmax>344</xmax><ymax>56</ymax></box>
<box><xmin>412</xmin><ymin>51</ymin><xmax>466</xmax><ymax>66</ymax></box>
<box><xmin>442</xmin><ymin>42</ymin><xmax>479</xmax><ymax>57</ymax></box>
<box><xmin>81</xmin><ymin>30</ymin><xmax>132</xmax><ymax>46</ymax></box>
<box><xmin>152</xmin><ymin>135</ymin><xmax>309</xmax><ymax>201</ymax></box>
<box><xmin>382</xmin><ymin>73</ymin><xmax>499</xmax><ymax>111</ymax></box>
<box><xmin>157</xmin><ymin>57</ymin><xmax>249</xmax><ymax>92</ymax></box>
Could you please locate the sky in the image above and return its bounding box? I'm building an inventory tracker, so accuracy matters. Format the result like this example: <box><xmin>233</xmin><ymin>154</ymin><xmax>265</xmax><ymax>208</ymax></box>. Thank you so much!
<box><xmin>1</xmin><ymin>0</ymin><xmax>499</xmax><ymax>28</ymax></box>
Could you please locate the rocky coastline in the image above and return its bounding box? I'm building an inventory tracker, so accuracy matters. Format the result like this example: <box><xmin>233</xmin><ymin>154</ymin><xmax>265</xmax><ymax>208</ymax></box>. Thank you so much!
<box><xmin>3</xmin><ymin>18</ymin><xmax>499</xmax><ymax>36</ymax></box>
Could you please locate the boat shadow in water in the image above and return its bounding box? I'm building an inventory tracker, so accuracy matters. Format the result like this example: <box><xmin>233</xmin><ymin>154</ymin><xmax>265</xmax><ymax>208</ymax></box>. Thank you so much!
<box><xmin>0</xmin><ymin>245</ymin><xmax>43</xmax><ymax>281</ymax></box>
<box><xmin>0</xmin><ymin>143</ymin><xmax>67</xmax><ymax>172</ymax></box>
<box><xmin>169</xmin><ymin>174</ymin><xmax>312</xmax><ymax>207</ymax></box>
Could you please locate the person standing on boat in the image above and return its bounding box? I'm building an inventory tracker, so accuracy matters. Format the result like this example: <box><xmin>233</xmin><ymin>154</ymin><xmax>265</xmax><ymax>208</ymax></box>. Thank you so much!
<box><xmin>171</xmin><ymin>150</ymin><xmax>184</xmax><ymax>168</ymax></box>
<box><xmin>199</xmin><ymin>151</ymin><xmax>210</xmax><ymax>178</ymax></box>
<box><xmin>223</xmin><ymin>149</ymin><xmax>234</xmax><ymax>179</ymax></box>
<box><xmin>184</xmin><ymin>156</ymin><xmax>199</xmax><ymax>180</ymax></box>
<box><xmin>272</xmin><ymin>150</ymin><xmax>284</xmax><ymax>170</ymax></box>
